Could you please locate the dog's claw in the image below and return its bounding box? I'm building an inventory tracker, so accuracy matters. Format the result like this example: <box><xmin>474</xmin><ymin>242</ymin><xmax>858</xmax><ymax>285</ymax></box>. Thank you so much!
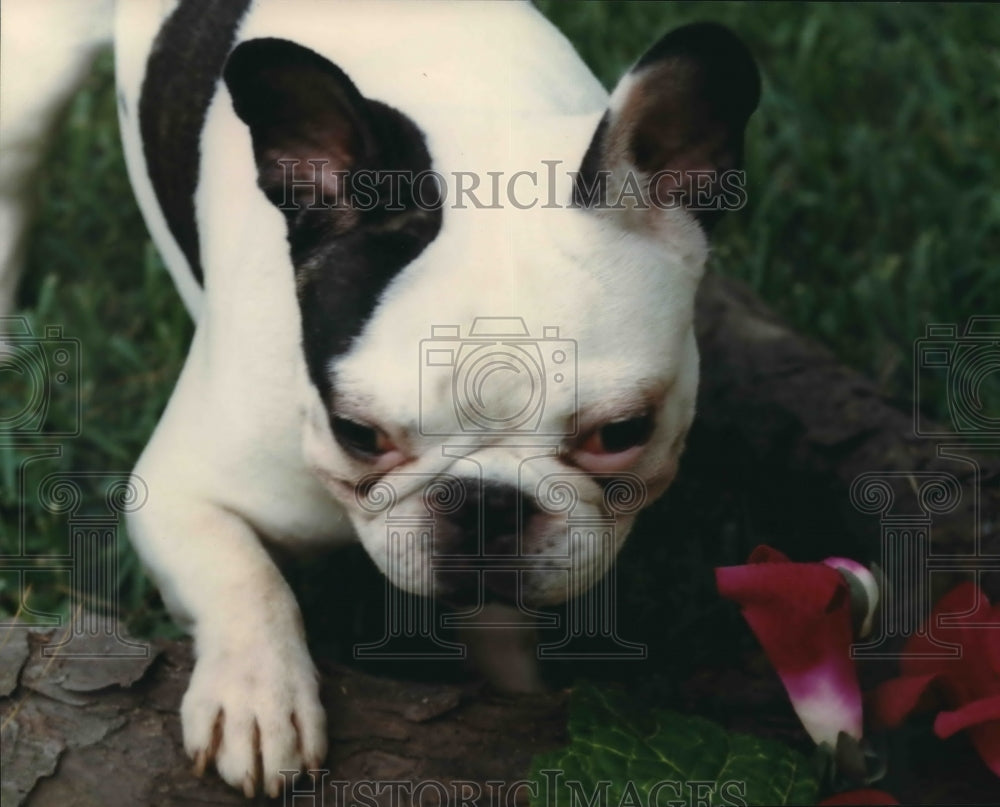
<box><xmin>192</xmin><ymin>750</ymin><xmax>207</xmax><ymax>778</ymax></box>
<box><xmin>181</xmin><ymin>637</ymin><xmax>325</xmax><ymax>798</ymax></box>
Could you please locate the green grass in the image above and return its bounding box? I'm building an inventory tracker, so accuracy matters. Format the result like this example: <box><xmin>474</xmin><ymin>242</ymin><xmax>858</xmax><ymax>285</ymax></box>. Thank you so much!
<box><xmin>0</xmin><ymin>52</ymin><xmax>191</xmax><ymax>633</ymax></box>
<box><xmin>2</xmin><ymin>4</ymin><xmax>998</xmax><ymax>635</ymax></box>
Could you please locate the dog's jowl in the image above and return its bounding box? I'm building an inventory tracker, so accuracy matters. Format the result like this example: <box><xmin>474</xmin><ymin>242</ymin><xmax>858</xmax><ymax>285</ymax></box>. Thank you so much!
<box><xmin>1</xmin><ymin>0</ymin><xmax>758</xmax><ymax>797</ymax></box>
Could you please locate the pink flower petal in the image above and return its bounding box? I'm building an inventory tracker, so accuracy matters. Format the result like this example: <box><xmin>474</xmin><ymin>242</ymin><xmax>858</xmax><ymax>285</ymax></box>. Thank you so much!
<box><xmin>782</xmin><ymin>662</ymin><xmax>863</xmax><ymax>747</ymax></box>
<box><xmin>717</xmin><ymin>545</ymin><xmax>863</xmax><ymax>745</ymax></box>
<box><xmin>716</xmin><ymin>560</ymin><xmax>851</xmax><ymax>675</ymax></box>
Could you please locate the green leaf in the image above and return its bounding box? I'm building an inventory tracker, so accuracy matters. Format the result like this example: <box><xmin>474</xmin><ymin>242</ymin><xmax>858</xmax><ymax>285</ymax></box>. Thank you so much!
<box><xmin>529</xmin><ymin>684</ymin><xmax>820</xmax><ymax>807</ymax></box>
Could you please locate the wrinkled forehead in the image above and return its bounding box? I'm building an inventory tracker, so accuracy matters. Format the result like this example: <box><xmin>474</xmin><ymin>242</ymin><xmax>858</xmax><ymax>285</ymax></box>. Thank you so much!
<box><xmin>330</xmin><ymin>110</ymin><xmax>707</xmax><ymax>409</ymax></box>
<box><xmin>333</xmin><ymin>197</ymin><xmax>703</xmax><ymax>406</ymax></box>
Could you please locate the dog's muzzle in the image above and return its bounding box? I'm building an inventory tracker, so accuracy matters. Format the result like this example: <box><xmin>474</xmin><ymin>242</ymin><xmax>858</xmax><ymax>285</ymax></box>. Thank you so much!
<box><xmin>434</xmin><ymin>478</ymin><xmax>540</xmax><ymax>605</ymax></box>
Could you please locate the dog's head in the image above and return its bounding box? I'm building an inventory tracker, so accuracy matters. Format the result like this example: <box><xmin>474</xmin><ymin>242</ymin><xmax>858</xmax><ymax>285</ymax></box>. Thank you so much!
<box><xmin>223</xmin><ymin>22</ymin><xmax>759</xmax><ymax>605</ymax></box>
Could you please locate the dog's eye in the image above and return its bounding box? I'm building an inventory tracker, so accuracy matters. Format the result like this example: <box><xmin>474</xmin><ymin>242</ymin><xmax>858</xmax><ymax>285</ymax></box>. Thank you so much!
<box><xmin>584</xmin><ymin>413</ymin><xmax>655</xmax><ymax>454</ymax></box>
<box><xmin>331</xmin><ymin>416</ymin><xmax>392</xmax><ymax>458</ymax></box>
<box><xmin>574</xmin><ymin>412</ymin><xmax>654</xmax><ymax>472</ymax></box>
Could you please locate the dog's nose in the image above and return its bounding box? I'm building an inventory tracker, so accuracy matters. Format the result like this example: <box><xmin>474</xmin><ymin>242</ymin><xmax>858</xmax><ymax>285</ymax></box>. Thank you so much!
<box><xmin>442</xmin><ymin>480</ymin><xmax>536</xmax><ymax>556</ymax></box>
<box><xmin>432</xmin><ymin>479</ymin><xmax>542</xmax><ymax>606</ymax></box>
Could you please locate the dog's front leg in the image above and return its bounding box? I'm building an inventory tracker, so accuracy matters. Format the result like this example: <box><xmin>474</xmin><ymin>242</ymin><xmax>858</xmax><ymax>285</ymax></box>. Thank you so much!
<box><xmin>127</xmin><ymin>486</ymin><xmax>326</xmax><ymax>798</ymax></box>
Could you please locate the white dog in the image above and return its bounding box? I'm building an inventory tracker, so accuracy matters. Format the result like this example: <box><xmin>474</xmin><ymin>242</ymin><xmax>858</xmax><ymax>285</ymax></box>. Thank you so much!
<box><xmin>0</xmin><ymin>1</ymin><xmax>758</xmax><ymax>797</ymax></box>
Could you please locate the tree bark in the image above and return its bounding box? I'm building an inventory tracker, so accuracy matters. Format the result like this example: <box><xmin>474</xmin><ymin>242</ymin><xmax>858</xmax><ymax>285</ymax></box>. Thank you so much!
<box><xmin>691</xmin><ymin>271</ymin><xmax>998</xmax><ymax>598</ymax></box>
<box><xmin>1</xmin><ymin>628</ymin><xmax>568</xmax><ymax>806</ymax></box>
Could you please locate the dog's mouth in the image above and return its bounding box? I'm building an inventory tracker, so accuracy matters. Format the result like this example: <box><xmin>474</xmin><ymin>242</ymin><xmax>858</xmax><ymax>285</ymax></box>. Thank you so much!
<box><xmin>432</xmin><ymin>563</ymin><xmax>588</xmax><ymax>610</ymax></box>
<box><xmin>434</xmin><ymin>568</ymin><xmax>526</xmax><ymax>609</ymax></box>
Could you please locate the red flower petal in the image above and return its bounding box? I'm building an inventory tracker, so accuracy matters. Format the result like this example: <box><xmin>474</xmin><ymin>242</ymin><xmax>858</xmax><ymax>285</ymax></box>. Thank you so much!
<box><xmin>875</xmin><ymin>581</ymin><xmax>1000</xmax><ymax>779</ymax></box>
<box><xmin>869</xmin><ymin>672</ymin><xmax>940</xmax><ymax>729</ymax></box>
<box><xmin>818</xmin><ymin>789</ymin><xmax>899</xmax><ymax>805</ymax></box>
<box><xmin>899</xmin><ymin>582</ymin><xmax>992</xmax><ymax>677</ymax></box>
<box><xmin>747</xmin><ymin>545</ymin><xmax>791</xmax><ymax>564</ymax></box>
<box><xmin>716</xmin><ymin>557</ymin><xmax>850</xmax><ymax>676</ymax></box>
<box><xmin>934</xmin><ymin>693</ymin><xmax>1000</xmax><ymax>738</ymax></box>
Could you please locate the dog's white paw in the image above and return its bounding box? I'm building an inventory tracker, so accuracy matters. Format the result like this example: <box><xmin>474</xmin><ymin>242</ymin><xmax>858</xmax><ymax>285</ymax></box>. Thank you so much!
<box><xmin>181</xmin><ymin>639</ymin><xmax>327</xmax><ymax>798</ymax></box>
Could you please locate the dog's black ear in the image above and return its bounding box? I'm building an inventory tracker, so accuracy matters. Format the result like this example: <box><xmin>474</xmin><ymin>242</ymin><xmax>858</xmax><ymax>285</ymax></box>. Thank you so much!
<box><xmin>223</xmin><ymin>38</ymin><xmax>439</xmax><ymax>245</ymax></box>
<box><xmin>224</xmin><ymin>38</ymin><xmax>372</xmax><ymax>215</ymax></box>
<box><xmin>574</xmin><ymin>22</ymin><xmax>760</xmax><ymax>229</ymax></box>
